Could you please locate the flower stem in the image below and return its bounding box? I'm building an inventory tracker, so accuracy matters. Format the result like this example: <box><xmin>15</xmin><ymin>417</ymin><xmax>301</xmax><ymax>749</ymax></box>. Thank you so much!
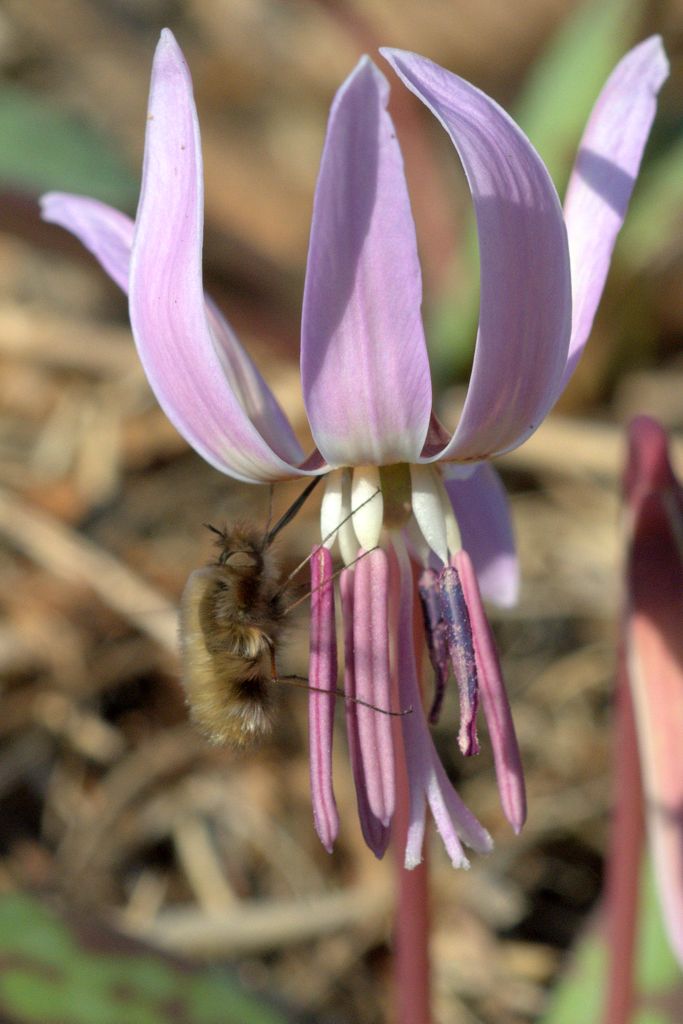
<box><xmin>391</xmin><ymin>567</ymin><xmax>432</xmax><ymax>1024</ymax></box>
<box><xmin>602</xmin><ymin>644</ymin><xmax>645</xmax><ymax>1024</ymax></box>
<box><xmin>393</xmin><ymin>751</ymin><xmax>431</xmax><ymax>1024</ymax></box>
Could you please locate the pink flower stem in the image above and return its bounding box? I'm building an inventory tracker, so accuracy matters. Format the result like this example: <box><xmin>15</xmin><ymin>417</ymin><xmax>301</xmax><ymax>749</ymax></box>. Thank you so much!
<box><xmin>392</xmin><ymin>559</ymin><xmax>431</xmax><ymax>1024</ymax></box>
<box><xmin>602</xmin><ymin>641</ymin><xmax>645</xmax><ymax>1024</ymax></box>
<box><xmin>393</xmin><ymin>745</ymin><xmax>431</xmax><ymax>1024</ymax></box>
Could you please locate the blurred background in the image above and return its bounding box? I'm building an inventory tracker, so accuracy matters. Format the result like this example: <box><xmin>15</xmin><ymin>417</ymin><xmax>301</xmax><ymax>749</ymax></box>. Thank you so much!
<box><xmin>0</xmin><ymin>0</ymin><xmax>680</xmax><ymax>1021</ymax></box>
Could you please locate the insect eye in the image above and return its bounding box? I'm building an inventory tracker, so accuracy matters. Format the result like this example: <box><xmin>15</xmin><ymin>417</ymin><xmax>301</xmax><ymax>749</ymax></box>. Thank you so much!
<box><xmin>224</xmin><ymin>550</ymin><xmax>259</xmax><ymax>570</ymax></box>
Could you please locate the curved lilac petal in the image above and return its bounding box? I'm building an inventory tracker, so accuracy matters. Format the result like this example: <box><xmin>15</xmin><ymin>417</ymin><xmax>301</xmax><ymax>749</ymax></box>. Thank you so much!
<box><xmin>352</xmin><ymin>548</ymin><xmax>395</xmax><ymax>827</ymax></box>
<box><xmin>204</xmin><ymin>298</ymin><xmax>304</xmax><ymax>466</ymax></box>
<box><xmin>130</xmin><ymin>30</ymin><xmax>306</xmax><ymax>484</ymax></box>
<box><xmin>41</xmin><ymin>192</ymin><xmax>304</xmax><ymax>468</ymax></box>
<box><xmin>393</xmin><ymin>539</ymin><xmax>492</xmax><ymax>869</ymax></box>
<box><xmin>558</xmin><ymin>37</ymin><xmax>668</xmax><ymax>396</ymax></box>
<box><xmin>308</xmin><ymin>546</ymin><xmax>339</xmax><ymax>853</ymax></box>
<box><xmin>456</xmin><ymin>549</ymin><xmax>526</xmax><ymax>833</ymax></box>
<box><xmin>444</xmin><ymin>463</ymin><xmax>518</xmax><ymax>608</ymax></box>
<box><xmin>341</xmin><ymin>567</ymin><xmax>390</xmax><ymax>857</ymax></box>
<box><xmin>301</xmin><ymin>57</ymin><xmax>432</xmax><ymax>467</ymax></box>
<box><xmin>382</xmin><ymin>49</ymin><xmax>571</xmax><ymax>461</ymax></box>
<box><xmin>41</xmin><ymin>192</ymin><xmax>133</xmax><ymax>292</ymax></box>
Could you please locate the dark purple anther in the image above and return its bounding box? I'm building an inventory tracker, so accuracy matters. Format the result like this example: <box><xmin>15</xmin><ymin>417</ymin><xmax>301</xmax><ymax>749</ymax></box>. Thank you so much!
<box><xmin>418</xmin><ymin>568</ymin><xmax>450</xmax><ymax>724</ymax></box>
<box><xmin>438</xmin><ymin>564</ymin><xmax>479</xmax><ymax>756</ymax></box>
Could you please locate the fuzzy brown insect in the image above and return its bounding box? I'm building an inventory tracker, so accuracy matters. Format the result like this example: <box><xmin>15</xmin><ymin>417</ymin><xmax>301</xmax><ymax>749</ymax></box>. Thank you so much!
<box><xmin>179</xmin><ymin>480</ymin><xmax>410</xmax><ymax>747</ymax></box>
<box><xmin>179</xmin><ymin>479</ymin><xmax>320</xmax><ymax>747</ymax></box>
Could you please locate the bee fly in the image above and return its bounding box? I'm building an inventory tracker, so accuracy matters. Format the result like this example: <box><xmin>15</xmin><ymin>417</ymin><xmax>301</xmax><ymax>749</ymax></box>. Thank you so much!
<box><xmin>179</xmin><ymin>479</ymin><xmax>407</xmax><ymax>748</ymax></box>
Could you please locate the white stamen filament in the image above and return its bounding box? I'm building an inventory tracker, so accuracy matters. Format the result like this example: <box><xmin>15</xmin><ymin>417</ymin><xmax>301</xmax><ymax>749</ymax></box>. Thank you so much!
<box><xmin>320</xmin><ymin>471</ymin><xmax>343</xmax><ymax>549</ymax></box>
<box><xmin>351</xmin><ymin>466</ymin><xmax>384</xmax><ymax>552</ymax></box>
<box><xmin>403</xmin><ymin>518</ymin><xmax>433</xmax><ymax>568</ymax></box>
<box><xmin>410</xmin><ymin>464</ymin><xmax>449</xmax><ymax>565</ymax></box>
<box><xmin>338</xmin><ymin>470</ymin><xmax>360</xmax><ymax>566</ymax></box>
<box><xmin>440</xmin><ymin>482</ymin><xmax>462</xmax><ymax>555</ymax></box>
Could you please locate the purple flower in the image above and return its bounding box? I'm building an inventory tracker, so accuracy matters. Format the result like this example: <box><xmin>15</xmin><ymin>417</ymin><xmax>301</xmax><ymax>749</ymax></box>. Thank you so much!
<box><xmin>41</xmin><ymin>31</ymin><xmax>667</xmax><ymax>867</ymax></box>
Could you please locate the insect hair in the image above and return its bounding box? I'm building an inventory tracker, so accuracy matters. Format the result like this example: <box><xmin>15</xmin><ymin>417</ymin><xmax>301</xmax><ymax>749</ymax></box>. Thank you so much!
<box><xmin>179</xmin><ymin>478</ymin><xmax>408</xmax><ymax>748</ymax></box>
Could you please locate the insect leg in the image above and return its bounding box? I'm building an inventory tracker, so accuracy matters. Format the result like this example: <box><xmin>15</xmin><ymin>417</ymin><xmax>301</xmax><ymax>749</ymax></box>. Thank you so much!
<box><xmin>262</xmin><ymin>483</ymin><xmax>275</xmax><ymax>540</ymax></box>
<box><xmin>274</xmin><ymin>673</ymin><xmax>412</xmax><ymax>718</ymax></box>
<box><xmin>282</xmin><ymin>546</ymin><xmax>378</xmax><ymax>616</ymax></box>
<box><xmin>274</xmin><ymin>487</ymin><xmax>382</xmax><ymax>599</ymax></box>
<box><xmin>265</xmin><ymin>476</ymin><xmax>322</xmax><ymax>547</ymax></box>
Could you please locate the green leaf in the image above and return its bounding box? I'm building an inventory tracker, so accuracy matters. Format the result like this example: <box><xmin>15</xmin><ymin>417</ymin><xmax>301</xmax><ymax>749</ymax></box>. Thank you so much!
<box><xmin>427</xmin><ymin>0</ymin><xmax>642</xmax><ymax>386</ymax></box>
<box><xmin>426</xmin><ymin>223</ymin><xmax>479</xmax><ymax>386</ymax></box>
<box><xmin>541</xmin><ymin>934</ymin><xmax>605</xmax><ymax>1024</ymax></box>
<box><xmin>541</xmin><ymin>861</ymin><xmax>683</xmax><ymax>1024</ymax></box>
<box><xmin>617</xmin><ymin>134</ymin><xmax>683</xmax><ymax>272</ymax></box>
<box><xmin>0</xmin><ymin>894</ymin><xmax>292</xmax><ymax>1024</ymax></box>
<box><xmin>514</xmin><ymin>0</ymin><xmax>640</xmax><ymax>191</ymax></box>
<box><xmin>0</xmin><ymin>85</ymin><xmax>138</xmax><ymax>207</ymax></box>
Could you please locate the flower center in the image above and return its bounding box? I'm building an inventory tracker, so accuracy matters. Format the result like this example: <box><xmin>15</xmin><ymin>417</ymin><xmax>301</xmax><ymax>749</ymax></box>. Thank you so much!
<box><xmin>320</xmin><ymin>463</ymin><xmax>462</xmax><ymax>568</ymax></box>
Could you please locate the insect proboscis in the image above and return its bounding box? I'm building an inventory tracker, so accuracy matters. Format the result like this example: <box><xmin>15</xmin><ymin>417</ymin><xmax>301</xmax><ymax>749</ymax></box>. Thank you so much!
<box><xmin>179</xmin><ymin>479</ymin><xmax>410</xmax><ymax>747</ymax></box>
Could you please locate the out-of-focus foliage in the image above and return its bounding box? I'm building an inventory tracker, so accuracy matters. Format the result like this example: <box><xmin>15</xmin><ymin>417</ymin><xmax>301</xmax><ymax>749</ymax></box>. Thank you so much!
<box><xmin>618</xmin><ymin>135</ymin><xmax>683</xmax><ymax>273</ymax></box>
<box><xmin>427</xmin><ymin>0</ymin><xmax>652</xmax><ymax>387</ymax></box>
<box><xmin>513</xmin><ymin>0</ymin><xmax>637</xmax><ymax>191</ymax></box>
<box><xmin>0</xmin><ymin>85</ymin><xmax>138</xmax><ymax>206</ymax></box>
<box><xmin>541</xmin><ymin>863</ymin><xmax>683</xmax><ymax>1024</ymax></box>
<box><xmin>0</xmin><ymin>894</ymin><xmax>291</xmax><ymax>1024</ymax></box>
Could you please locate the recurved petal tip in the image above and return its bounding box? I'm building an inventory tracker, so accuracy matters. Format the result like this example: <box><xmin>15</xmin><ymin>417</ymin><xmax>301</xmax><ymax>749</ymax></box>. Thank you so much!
<box><xmin>40</xmin><ymin>193</ymin><xmax>134</xmax><ymax>294</ymax></box>
<box><xmin>560</xmin><ymin>36</ymin><xmax>669</xmax><ymax>394</ymax></box>
<box><xmin>131</xmin><ymin>29</ymin><xmax>302</xmax><ymax>483</ymax></box>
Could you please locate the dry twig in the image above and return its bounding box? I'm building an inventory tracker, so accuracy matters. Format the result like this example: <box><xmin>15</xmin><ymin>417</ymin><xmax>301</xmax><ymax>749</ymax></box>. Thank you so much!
<box><xmin>0</xmin><ymin>487</ymin><xmax>178</xmax><ymax>653</ymax></box>
<box><xmin>118</xmin><ymin>881</ymin><xmax>392</xmax><ymax>957</ymax></box>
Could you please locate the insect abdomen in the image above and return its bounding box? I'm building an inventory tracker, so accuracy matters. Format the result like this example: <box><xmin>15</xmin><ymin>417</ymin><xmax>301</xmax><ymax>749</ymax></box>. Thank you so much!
<box><xmin>179</xmin><ymin>568</ymin><xmax>275</xmax><ymax>746</ymax></box>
